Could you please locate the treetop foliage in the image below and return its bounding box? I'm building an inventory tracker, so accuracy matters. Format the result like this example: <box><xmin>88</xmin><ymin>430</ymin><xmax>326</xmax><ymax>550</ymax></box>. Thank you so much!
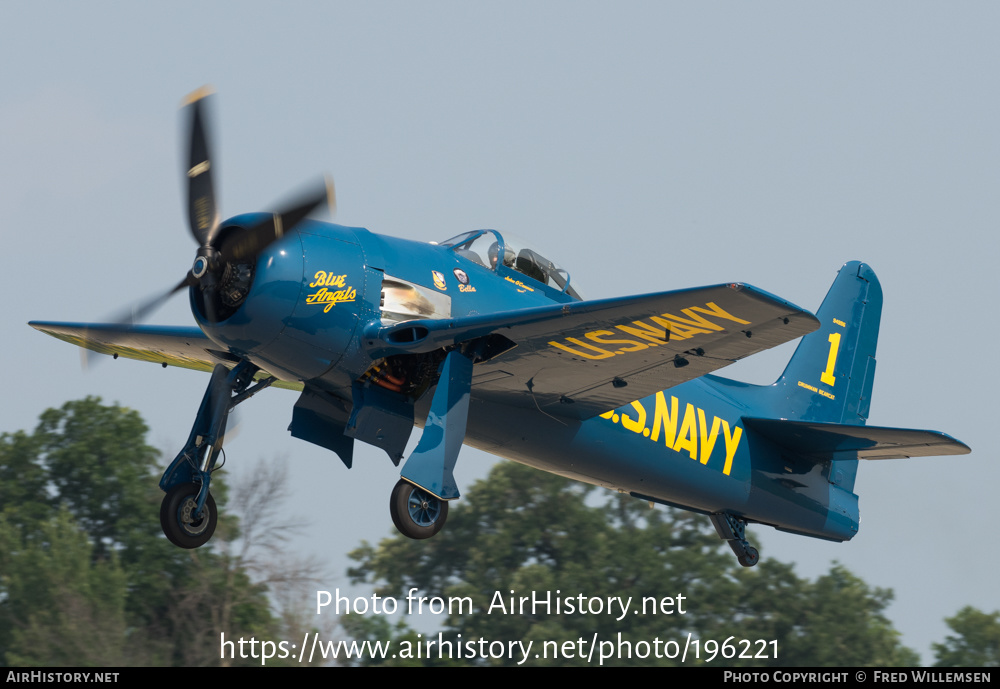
<box><xmin>0</xmin><ymin>397</ymin><xmax>317</xmax><ymax>667</ymax></box>
<box><xmin>933</xmin><ymin>606</ymin><xmax>1000</xmax><ymax>667</ymax></box>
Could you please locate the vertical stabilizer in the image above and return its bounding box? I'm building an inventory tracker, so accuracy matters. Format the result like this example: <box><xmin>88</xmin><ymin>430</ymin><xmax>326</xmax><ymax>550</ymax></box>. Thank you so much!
<box><xmin>702</xmin><ymin>261</ymin><xmax>883</xmax><ymax>500</ymax></box>
<box><xmin>775</xmin><ymin>261</ymin><xmax>882</xmax><ymax>426</ymax></box>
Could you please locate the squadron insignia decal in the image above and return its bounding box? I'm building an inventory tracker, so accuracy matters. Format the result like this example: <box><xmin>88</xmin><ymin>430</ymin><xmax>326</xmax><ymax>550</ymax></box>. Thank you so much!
<box><xmin>432</xmin><ymin>270</ymin><xmax>447</xmax><ymax>291</ymax></box>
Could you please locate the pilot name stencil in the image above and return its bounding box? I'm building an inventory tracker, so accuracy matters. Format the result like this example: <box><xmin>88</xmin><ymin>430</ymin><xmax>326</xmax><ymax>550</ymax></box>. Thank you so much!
<box><xmin>505</xmin><ymin>275</ymin><xmax>535</xmax><ymax>292</ymax></box>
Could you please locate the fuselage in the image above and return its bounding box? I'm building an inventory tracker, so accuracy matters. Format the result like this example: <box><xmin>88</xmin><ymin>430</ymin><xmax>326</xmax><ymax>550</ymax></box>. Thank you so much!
<box><xmin>194</xmin><ymin>218</ymin><xmax>857</xmax><ymax>544</ymax></box>
<box><xmin>463</xmin><ymin>376</ymin><xmax>858</xmax><ymax>543</ymax></box>
<box><xmin>195</xmin><ymin>217</ymin><xmax>575</xmax><ymax>396</ymax></box>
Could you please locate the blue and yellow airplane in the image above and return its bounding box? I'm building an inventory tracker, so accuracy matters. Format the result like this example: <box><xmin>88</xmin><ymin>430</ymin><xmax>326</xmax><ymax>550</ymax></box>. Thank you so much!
<box><xmin>29</xmin><ymin>90</ymin><xmax>969</xmax><ymax>566</ymax></box>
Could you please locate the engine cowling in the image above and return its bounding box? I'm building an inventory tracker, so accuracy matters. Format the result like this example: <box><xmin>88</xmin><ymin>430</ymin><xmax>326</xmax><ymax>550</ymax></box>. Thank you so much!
<box><xmin>193</xmin><ymin>215</ymin><xmax>377</xmax><ymax>388</ymax></box>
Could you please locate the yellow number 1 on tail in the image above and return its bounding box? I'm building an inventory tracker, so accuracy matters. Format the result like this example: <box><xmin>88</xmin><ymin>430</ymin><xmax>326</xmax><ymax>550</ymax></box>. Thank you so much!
<box><xmin>820</xmin><ymin>332</ymin><xmax>841</xmax><ymax>387</ymax></box>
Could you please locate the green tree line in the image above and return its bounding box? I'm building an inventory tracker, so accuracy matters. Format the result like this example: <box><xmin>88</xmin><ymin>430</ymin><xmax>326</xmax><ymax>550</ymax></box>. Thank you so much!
<box><xmin>1</xmin><ymin>398</ymin><xmax>996</xmax><ymax>666</ymax></box>
<box><xmin>346</xmin><ymin>453</ymin><xmax>998</xmax><ymax>667</ymax></box>
<box><xmin>0</xmin><ymin>398</ymin><xmax>319</xmax><ymax>666</ymax></box>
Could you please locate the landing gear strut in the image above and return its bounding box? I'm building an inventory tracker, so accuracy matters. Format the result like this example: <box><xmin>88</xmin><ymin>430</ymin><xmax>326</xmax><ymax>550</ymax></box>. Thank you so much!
<box><xmin>388</xmin><ymin>349</ymin><xmax>472</xmax><ymax>540</ymax></box>
<box><xmin>158</xmin><ymin>360</ymin><xmax>273</xmax><ymax>548</ymax></box>
<box><xmin>711</xmin><ymin>512</ymin><xmax>760</xmax><ymax>567</ymax></box>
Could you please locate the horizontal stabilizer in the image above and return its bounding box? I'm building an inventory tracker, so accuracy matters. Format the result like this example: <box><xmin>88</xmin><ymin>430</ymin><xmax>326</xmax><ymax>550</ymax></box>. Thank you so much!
<box><xmin>742</xmin><ymin>418</ymin><xmax>971</xmax><ymax>460</ymax></box>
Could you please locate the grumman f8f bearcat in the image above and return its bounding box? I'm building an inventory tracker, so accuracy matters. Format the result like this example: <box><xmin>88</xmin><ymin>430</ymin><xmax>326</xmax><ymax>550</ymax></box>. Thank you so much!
<box><xmin>30</xmin><ymin>89</ymin><xmax>969</xmax><ymax>566</ymax></box>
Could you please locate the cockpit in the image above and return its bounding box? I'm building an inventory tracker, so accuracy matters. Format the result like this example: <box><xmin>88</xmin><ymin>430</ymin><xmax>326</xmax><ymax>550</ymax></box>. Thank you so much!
<box><xmin>439</xmin><ymin>230</ymin><xmax>583</xmax><ymax>300</ymax></box>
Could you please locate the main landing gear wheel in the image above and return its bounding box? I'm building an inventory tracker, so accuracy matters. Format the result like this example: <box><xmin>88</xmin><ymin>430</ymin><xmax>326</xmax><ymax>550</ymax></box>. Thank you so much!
<box><xmin>160</xmin><ymin>483</ymin><xmax>218</xmax><ymax>549</ymax></box>
<box><xmin>390</xmin><ymin>479</ymin><xmax>448</xmax><ymax>540</ymax></box>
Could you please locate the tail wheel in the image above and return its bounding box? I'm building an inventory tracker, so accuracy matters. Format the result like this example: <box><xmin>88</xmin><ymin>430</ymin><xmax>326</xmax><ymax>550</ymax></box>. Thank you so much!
<box><xmin>160</xmin><ymin>483</ymin><xmax>217</xmax><ymax>548</ymax></box>
<box><xmin>738</xmin><ymin>547</ymin><xmax>760</xmax><ymax>567</ymax></box>
<box><xmin>389</xmin><ymin>479</ymin><xmax>448</xmax><ymax>539</ymax></box>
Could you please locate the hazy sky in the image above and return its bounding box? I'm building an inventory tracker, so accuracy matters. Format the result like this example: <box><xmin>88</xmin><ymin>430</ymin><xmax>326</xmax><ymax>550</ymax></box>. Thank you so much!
<box><xmin>2</xmin><ymin>2</ymin><xmax>997</xmax><ymax>662</ymax></box>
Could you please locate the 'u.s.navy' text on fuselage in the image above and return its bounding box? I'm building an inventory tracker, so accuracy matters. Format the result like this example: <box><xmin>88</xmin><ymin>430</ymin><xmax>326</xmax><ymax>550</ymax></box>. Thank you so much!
<box><xmin>600</xmin><ymin>391</ymin><xmax>743</xmax><ymax>476</ymax></box>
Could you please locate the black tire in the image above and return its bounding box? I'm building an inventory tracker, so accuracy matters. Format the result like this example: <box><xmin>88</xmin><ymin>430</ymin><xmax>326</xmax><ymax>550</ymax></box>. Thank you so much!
<box><xmin>160</xmin><ymin>483</ymin><xmax>218</xmax><ymax>549</ymax></box>
<box><xmin>389</xmin><ymin>479</ymin><xmax>448</xmax><ymax>540</ymax></box>
<box><xmin>738</xmin><ymin>547</ymin><xmax>760</xmax><ymax>567</ymax></box>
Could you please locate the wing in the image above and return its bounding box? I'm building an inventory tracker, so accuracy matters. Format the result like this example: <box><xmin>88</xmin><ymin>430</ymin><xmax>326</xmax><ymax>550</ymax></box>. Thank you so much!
<box><xmin>742</xmin><ymin>418</ymin><xmax>971</xmax><ymax>460</ymax></box>
<box><xmin>366</xmin><ymin>282</ymin><xmax>819</xmax><ymax>419</ymax></box>
<box><xmin>28</xmin><ymin>321</ymin><xmax>303</xmax><ymax>391</ymax></box>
